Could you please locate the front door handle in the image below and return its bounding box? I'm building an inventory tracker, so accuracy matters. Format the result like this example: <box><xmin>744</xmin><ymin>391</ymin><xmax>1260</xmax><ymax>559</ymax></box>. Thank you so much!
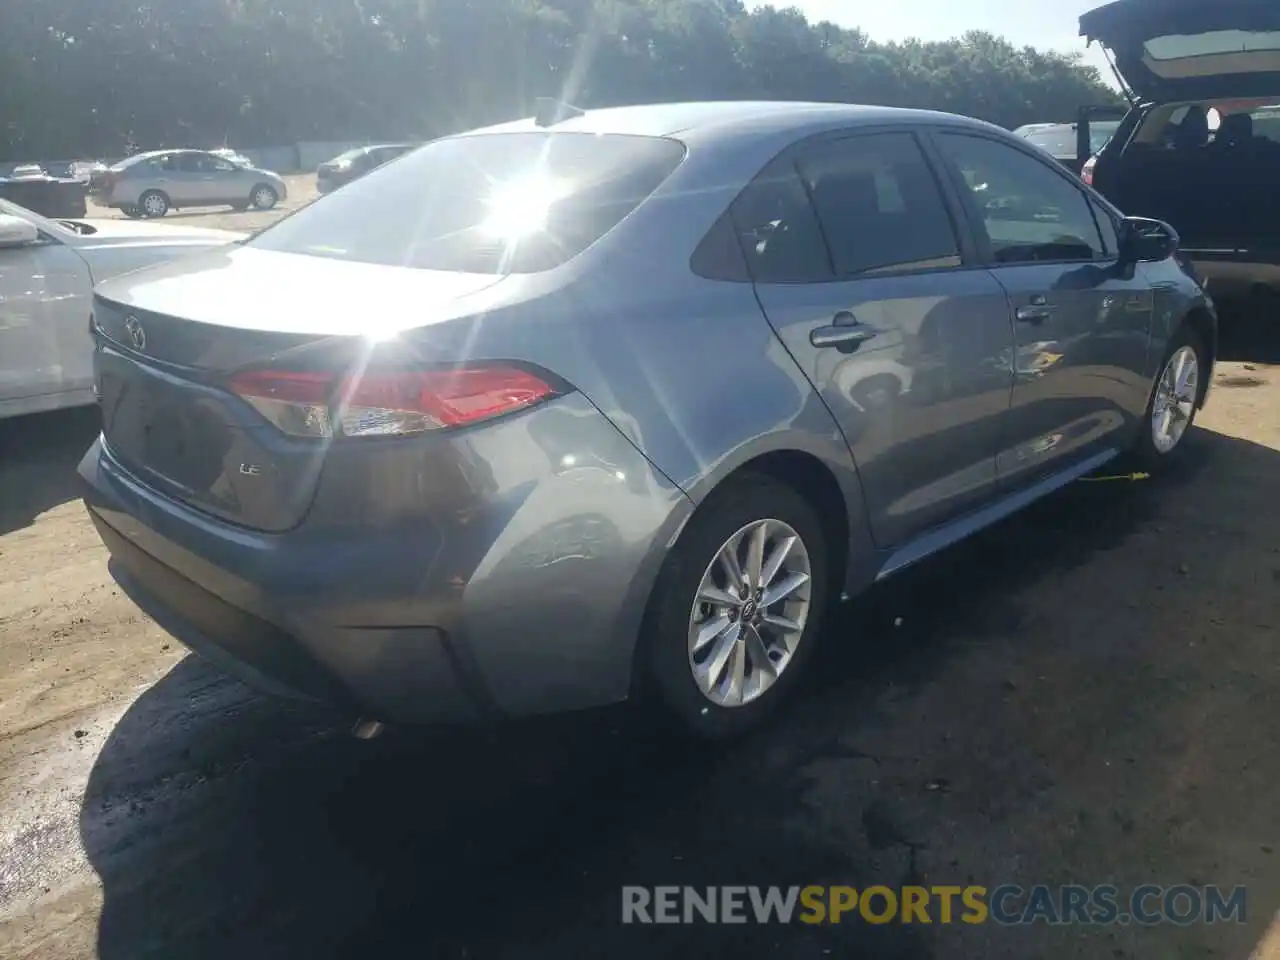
<box><xmin>810</xmin><ymin>311</ymin><xmax>880</xmax><ymax>350</ymax></box>
<box><xmin>1015</xmin><ymin>305</ymin><xmax>1053</xmax><ymax>324</ymax></box>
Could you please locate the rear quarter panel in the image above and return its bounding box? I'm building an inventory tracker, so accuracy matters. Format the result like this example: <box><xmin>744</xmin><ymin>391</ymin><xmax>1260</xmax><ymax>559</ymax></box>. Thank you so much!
<box><xmin>405</xmin><ymin>133</ymin><xmax>879</xmax><ymax>595</ymax></box>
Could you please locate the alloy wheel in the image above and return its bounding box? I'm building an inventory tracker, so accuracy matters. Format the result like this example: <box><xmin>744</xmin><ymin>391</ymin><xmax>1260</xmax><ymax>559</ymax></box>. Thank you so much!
<box><xmin>687</xmin><ymin>518</ymin><xmax>812</xmax><ymax>708</ymax></box>
<box><xmin>1151</xmin><ymin>345</ymin><xmax>1199</xmax><ymax>454</ymax></box>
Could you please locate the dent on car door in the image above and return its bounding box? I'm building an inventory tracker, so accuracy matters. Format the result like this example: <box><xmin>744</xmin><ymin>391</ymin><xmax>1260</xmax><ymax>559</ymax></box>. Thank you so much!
<box><xmin>0</xmin><ymin>227</ymin><xmax>93</xmax><ymax>405</ymax></box>
<box><xmin>744</xmin><ymin>130</ymin><xmax>1015</xmax><ymax>549</ymax></box>
<box><xmin>931</xmin><ymin>131</ymin><xmax>1154</xmax><ymax>488</ymax></box>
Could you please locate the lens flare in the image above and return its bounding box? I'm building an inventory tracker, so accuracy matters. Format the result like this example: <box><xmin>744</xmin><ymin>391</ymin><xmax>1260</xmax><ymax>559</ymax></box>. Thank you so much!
<box><xmin>479</xmin><ymin>176</ymin><xmax>567</xmax><ymax>238</ymax></box>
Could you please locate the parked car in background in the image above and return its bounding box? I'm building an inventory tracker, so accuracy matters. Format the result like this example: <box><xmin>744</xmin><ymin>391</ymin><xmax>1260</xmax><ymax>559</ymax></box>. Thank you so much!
<box><xmin>92</xmin><ymin>148</ymin><xmax>288</xmax><ymax>218</ymax></box>
<box><xmin>0</xmin><ymin>197</ymin><xmax>240</xmax><ymax>419</ymax></box>
<box><xmin>316</xmin><ymin>143</ymin><xmax>419</xmax><ymax>192</ymax></box>
<box><xmin>1014</xmin><ymin>119</ymin><xmax>1121</xmax><ymax>173</ymax></box>
<box><xmin>0</xmin><ymin>167</ymin><xmax>88</xmax><ymax>218</ymax></box>
<box><xmin>81</xmin><ymin>100</ymin><xmax>1215</xmax><ymax>742</ymax></box>
<box><xmin>69</xmin><ymin>160</ymin><xmax>108</xmax><ymax>183</ymax></box>
<box><xmin>1078</xmin><ymin>0</ymin><xmax>1280</xmax><ymax>306</ymax></box>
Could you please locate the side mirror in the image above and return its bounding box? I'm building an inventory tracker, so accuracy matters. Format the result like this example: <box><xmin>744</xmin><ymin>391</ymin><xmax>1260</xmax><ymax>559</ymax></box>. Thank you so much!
<box><xmin>1119</xmin><ymin>216</ymin><xmax>1179</xmax><ymax>263</ymax></box>
<box><xmin>0</xmin><ymin>214</ymin><xmax>39</xmax><ymax>249</ymax></box>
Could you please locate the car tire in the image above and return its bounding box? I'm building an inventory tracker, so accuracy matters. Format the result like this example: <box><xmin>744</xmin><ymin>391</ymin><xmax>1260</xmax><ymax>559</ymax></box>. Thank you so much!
<box><xmin>120</xmin><ymin>205</ymin><xmax>144</xmax><ymax>219</ymax></box>
<box><xmin>1128</xmin><ymin>324</ymin><xmax>1206</xmax><ymax>469</ymax></box>
<box><xmin>639</xmin><ymin>473</ymin><xmax>830</xmax><ymax>740</ymax></box>
<box><xmin>138</xmin><ymin>190</ymin><xmax>169</xmax><ymax>218</ymax></box>
<box><xmin>250</xmin><ymin>184</ymin><xmax>278</xmax><ymax>210</ymax></box>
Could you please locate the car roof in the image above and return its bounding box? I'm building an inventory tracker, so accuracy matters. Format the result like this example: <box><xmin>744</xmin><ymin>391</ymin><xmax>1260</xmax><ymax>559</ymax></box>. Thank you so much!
<box><xmin>463</xmin><ymin>100</ymin><xmax>1002</xmax><ymax>142</ymax></box>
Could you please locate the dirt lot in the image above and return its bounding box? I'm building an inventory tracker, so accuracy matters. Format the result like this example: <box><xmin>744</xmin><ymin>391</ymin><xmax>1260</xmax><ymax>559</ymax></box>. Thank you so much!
<box><xmin>83</xmin><ymin>173</ymin><xmax>319</xmax><ymax>230</ymax></box>
<box><xmin>0</xmin><ymin>283</ymin><xmax>1278</xmax><ymax>958</ymax></box>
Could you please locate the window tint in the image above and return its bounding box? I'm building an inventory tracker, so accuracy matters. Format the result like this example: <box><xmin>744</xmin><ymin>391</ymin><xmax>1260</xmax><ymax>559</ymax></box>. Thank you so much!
<box><xmin>938</xmin><ymin>133</ymin><xmax>1106</xmax><ymax>264</ymax></box>
<box><xmin>796</xmin><ymin>133</ymin><xmax>962</xmax><ymax>277</ymax></box>
<box><xmin>729</xmin><ymin>160</ymin><xmax>833</xmax><ymax>283</ymax></box>
<box><xmin>251</xmin><ymin>133</ymin><xmax>685</xmax><ymax>274</ymax></box>
<box><xmin>178</xmin><ymin>153</ymin><xmax>204</xmax><ymax>173</ymax></box>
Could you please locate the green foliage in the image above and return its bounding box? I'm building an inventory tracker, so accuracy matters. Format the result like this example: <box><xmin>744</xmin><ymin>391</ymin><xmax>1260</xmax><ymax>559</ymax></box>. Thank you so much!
<box><xmin>0</xmin><ymin>0</ymin><xmax>1120</xmax><ymax>159</ymax></box>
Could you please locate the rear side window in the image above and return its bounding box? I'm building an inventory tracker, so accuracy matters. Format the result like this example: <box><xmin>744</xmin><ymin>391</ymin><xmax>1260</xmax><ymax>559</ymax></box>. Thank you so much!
<box><xmin>727</xmin><ymin>159</ymin><xmax>833</xmax><ymax>283</ymax></box>
<box><xmin>252</xmin><ymin>133</ymin><xmax>686</xmax><ymax>274</ymax></box>
<box><xmin>796</xmin><ymin>132</ymin><xmax>962</xmax><ymax>277</ymax></box>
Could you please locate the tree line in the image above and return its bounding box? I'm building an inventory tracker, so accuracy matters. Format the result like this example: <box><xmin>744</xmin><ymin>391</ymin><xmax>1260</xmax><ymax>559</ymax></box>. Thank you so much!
<box><xmin>0</xmin><ymin>0</ymin><xmax>1121</xmax><ymax>160</ymax></box>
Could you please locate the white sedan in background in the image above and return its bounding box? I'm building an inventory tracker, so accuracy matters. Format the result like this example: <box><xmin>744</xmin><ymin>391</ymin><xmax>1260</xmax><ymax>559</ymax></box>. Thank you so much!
<box><xmin>0</xmin><ymin>198</ymin><xmax>242</xmax><ymax>419</ymax></box>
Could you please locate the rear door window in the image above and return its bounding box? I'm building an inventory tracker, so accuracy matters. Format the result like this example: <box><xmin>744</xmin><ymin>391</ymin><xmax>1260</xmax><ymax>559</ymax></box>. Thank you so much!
<box><xmin>252</xmin><ymin>133</ymin><xmax>686</xmax><ymax>274</ymax></box>
<box><xmin>796</xmin><ymin>132</ymin><xmax>962</xmax><ymax>277</ymax></box>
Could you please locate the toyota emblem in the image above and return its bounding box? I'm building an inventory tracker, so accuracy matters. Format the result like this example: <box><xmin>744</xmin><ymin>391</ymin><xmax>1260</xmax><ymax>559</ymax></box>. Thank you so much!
<box><xmin>123</xmin><ymin>315</ymin><xmax>146</xmax><ymax>351</ymax></box>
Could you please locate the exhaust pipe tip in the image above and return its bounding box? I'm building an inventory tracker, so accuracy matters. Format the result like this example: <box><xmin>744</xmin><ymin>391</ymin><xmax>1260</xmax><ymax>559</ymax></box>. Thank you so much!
<box><xmin>351</xmin><ymin>718</ymin><xmax>386</xmax><ymax>740</ymax></box>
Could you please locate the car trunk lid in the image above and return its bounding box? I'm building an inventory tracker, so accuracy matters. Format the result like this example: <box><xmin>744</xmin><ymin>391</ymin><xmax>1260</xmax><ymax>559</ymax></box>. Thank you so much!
<box><xmin>90</xmin><ymin>249</ymin><xmax>512</xmax><ymax>532</ymax></box>
<box><xmin>1081</xmin><ymin>0</ymin><xmax>1280</xmax><ymax>101</ymax></box>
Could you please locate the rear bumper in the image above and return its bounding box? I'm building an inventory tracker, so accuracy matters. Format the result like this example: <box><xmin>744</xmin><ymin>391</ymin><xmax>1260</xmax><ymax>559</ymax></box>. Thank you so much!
<box><xmin>78</xmin><ymin>394</ymin><xmax>693</xmax><ymax>724</ymax></box>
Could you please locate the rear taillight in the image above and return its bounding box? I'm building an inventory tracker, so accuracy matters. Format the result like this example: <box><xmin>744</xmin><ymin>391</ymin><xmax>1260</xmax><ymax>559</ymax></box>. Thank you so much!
<box><xmin>229</xmin><ymin>364</ymin><xmax>559</xmax><ymax>439</ymax></box>
<box><xmin>1081</xmin><ymin>155</ymin><xmax>1098</xmax><ymax>186</ymax></box>
<box><xmin>230</xmin><ymin>370</ymin><xmax>335</xmax><ymax>438</ymax></box>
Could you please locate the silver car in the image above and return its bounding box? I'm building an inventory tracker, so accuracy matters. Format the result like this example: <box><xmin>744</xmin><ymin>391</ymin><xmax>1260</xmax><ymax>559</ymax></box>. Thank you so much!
<box><xmin>94</xmin><ymin>148</ymin><xmax>287</xmax><ymax>218</ymax></box>
<box><xmin>80</xmin><ymin>101</ymin><xmax>1215</xmax><ymax>740</ymax></box>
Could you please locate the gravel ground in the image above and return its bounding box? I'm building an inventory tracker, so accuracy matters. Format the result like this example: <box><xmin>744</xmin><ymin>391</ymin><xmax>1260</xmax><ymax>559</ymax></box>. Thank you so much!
<box><xmin>0</xmin><ymin>266</ymin><xmax>1277</xmax><ymax>959</ymax></box>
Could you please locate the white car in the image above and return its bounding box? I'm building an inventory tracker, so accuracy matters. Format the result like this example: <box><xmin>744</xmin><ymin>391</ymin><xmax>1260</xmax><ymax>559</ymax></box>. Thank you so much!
<box><xmin>0</xmin><ymin>198</ymin><xmax>243</xmax><ymax>419</ymax></box>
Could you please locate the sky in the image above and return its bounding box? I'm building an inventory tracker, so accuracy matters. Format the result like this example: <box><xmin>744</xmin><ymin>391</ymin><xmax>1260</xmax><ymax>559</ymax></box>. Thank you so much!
<box><xmin>751</xmin><ymin>0</ymin><xmax>1119</xmax><ymax>87</ymax></box>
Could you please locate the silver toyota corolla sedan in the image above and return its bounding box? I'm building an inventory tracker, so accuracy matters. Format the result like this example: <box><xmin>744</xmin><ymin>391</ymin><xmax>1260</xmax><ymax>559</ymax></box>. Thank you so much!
<box><xmin>93</xmin><ymin>148</ymin><xmax>287</xmax><ymax>218</ymax></box>
<box><xmin>79</xmin><ymin>101</ymin><xmax>1216</xmax><ymax>739</ymax></box>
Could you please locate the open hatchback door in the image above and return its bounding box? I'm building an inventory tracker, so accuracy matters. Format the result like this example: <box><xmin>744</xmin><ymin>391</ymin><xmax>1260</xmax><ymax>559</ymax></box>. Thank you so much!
<box><xmin>1080</xmin><ymin>0</ymin><xmax>1280</xmax><ymax>102</ymax></box>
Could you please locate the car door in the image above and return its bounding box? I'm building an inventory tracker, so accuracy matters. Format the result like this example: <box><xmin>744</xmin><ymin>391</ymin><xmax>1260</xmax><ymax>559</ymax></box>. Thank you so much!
<box><xmin>197</xmin><ymin>153</ymin><xmax>244</xmax><ymax>203</ymax></box>
<box><xmin>0</xmin><ymin>214</ymin><xmax>93</xmax><ymax>408</ymax></box>
<box><xmin>931</xmin><ymin>131</ymin><xmax>1155</xmax><ymax>489</ymax></box>
<box><xmin>174</xmin><ymin>152</ymin><xmax>218</xmax><ymax>205</ymax></box>
<box><xmin>745</xmin><ymin>130</ymin><xmax>1016</xmax><ymax>548</ymax></box>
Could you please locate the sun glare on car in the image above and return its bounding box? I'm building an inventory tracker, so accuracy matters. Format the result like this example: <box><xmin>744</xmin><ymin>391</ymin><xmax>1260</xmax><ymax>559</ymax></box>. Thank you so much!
<box><xmin>479</xmin><ymin>175</ymin><xmax>568</xmax><ymax>238</ymax></box>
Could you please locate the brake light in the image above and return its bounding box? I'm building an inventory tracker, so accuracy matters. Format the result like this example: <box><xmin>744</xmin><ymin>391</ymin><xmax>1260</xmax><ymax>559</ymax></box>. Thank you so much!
<box><xmin>229</xmin><ymin>364</ymin><xmax>559</xmax><ymax>438</ymax></box>
<box><xmin>230</xmin><ymin>370</ymin><xmax>334</xmax><ymax>437</ymax></box>
<box><xmin>1081</xmin><ymin>154</ymin><xmax>1098</xmax><ymax>186</ymax></box>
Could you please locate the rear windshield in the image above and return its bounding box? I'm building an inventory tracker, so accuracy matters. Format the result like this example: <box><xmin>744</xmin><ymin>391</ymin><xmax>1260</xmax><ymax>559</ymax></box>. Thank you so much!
<box><xmin>252</xmin><ymin>132</ymin><xmax>686</xmax><ymax>273</ymax></box>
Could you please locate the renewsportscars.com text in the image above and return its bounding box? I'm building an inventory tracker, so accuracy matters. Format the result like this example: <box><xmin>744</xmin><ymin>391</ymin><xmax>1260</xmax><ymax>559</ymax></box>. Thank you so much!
<box><xmin>621</xmin><ymin>884</ymin><xmax>1247</xmax><ymax>926</ymax></box>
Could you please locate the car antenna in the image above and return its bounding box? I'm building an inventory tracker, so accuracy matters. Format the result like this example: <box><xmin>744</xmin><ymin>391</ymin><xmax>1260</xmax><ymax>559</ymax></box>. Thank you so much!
<box><xmin>534</xmin><ymin>97</ymin><xmax>586</xmax><ymax>127</ymax></box>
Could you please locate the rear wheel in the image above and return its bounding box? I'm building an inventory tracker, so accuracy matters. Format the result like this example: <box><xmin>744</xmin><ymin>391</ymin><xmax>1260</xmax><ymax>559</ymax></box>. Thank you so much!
<box><xmin>250</xmin><ymin>184</ymin><xmax>278</xmax><ymax>210</ymax></box>
<box><xmin>639</xmin><ymin>474</ymin><xmax>830</xmax><ymax>739</ymax></box>
<box><xmin>1129</xmin><ymin>325</ymin><xmax>1205</xmax><ymax>467</ymax></box>
<box><xmin>139</xmin><ymin>190</ymin><xmax>169</xmax><ymax>218</ymax></box>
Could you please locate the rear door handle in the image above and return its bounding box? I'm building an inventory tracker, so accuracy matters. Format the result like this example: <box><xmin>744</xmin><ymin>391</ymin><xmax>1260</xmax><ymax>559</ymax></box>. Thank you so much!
<box><xmin>1015</xmin><ymin>305</ymin><xmax>1053</xmax><ymax>324</ymax></box>
<box><xmin>810</xmin><ymin>311</ymin><xmax>880</xmax><ymax>350</ymax></box>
